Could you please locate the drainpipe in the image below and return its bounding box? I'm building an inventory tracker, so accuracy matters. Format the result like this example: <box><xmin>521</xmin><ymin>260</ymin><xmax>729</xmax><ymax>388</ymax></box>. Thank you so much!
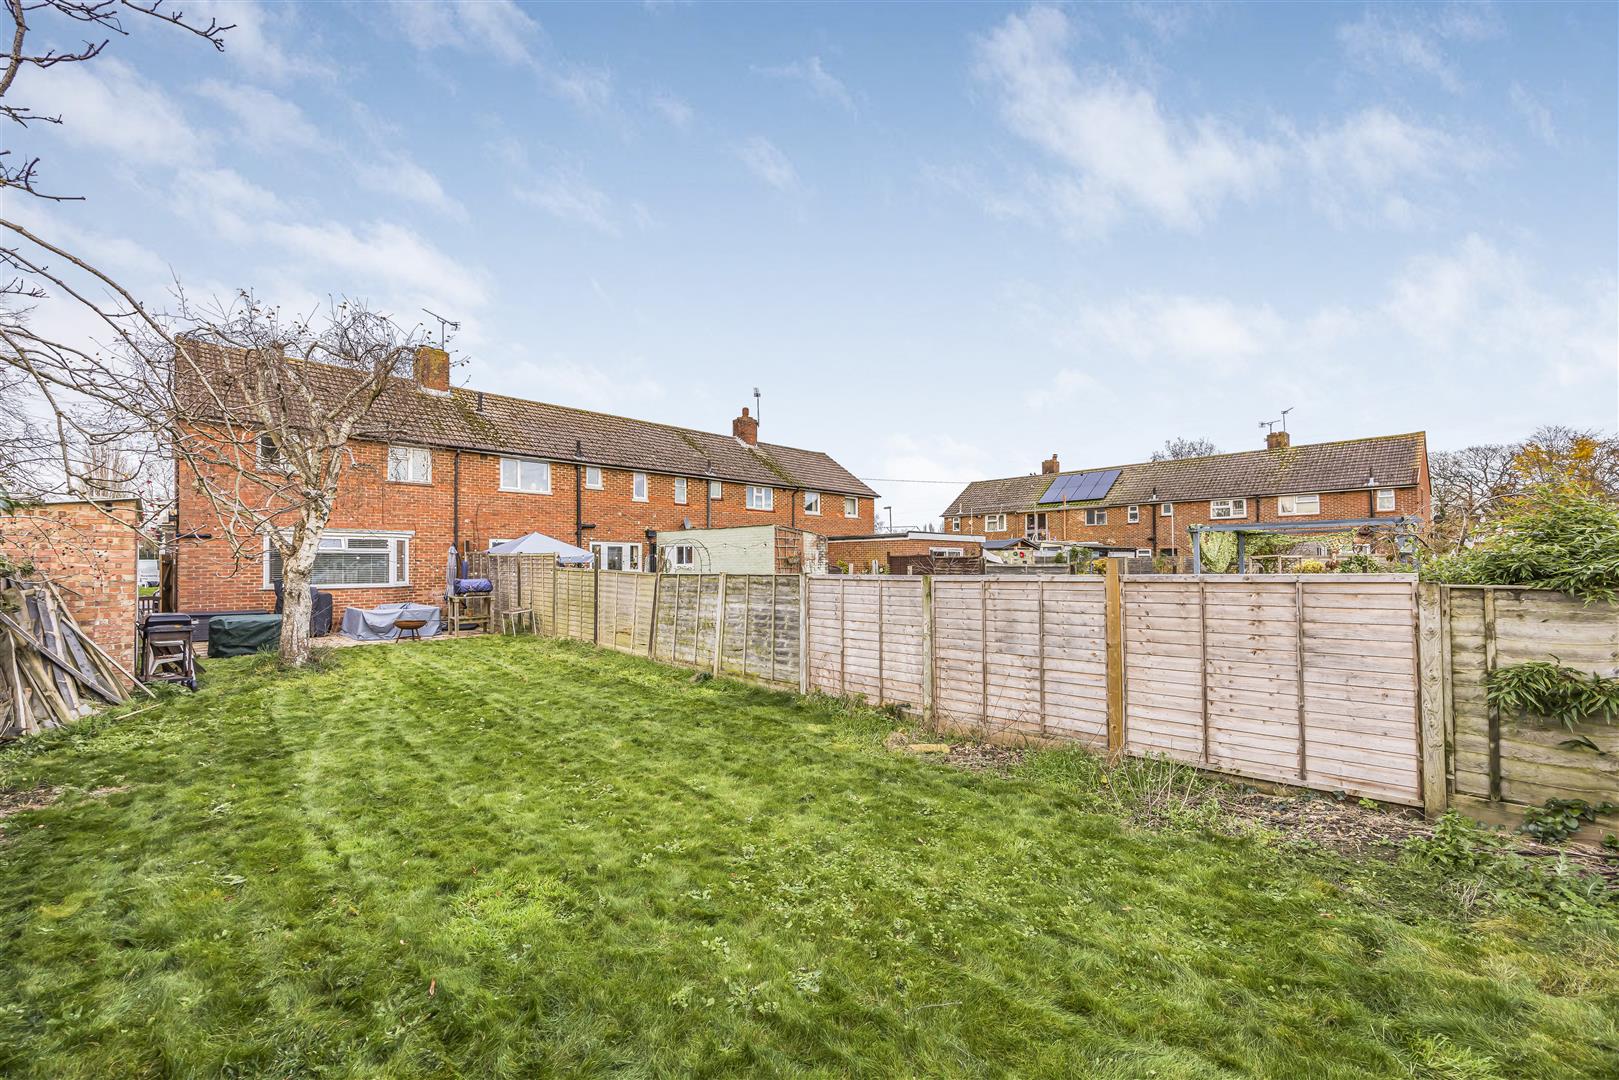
<box><xmin>791</xmin><ymin>489</ymin><xmax>797</xmax><ymax>528</ymax></box>
<box><xmin>574</xmin><ymin>439</ymin><xmax>584</xmax><ymax>547</ymax></box>
<box><xmin>452</xmin><ymin>449</ymin><xmax>461</xmax><ymax>559</ymax></box>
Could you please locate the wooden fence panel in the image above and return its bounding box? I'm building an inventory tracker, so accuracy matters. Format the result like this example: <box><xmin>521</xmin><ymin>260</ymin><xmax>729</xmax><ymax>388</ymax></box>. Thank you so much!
<box><xmin>1446</xmin><ymin>587</ymin><xmax>1619</xmax><ymax>810</ymax></box>
<box><xmin>1038</xmin><ymin>578</ymin><xmax>1108</xmax><ymax>747</ymax></box>
<box><xmin>1202</xmin><ymin>579</ymin><xmax>1301</xmax><ymax>786</ymax></box>
<box><xmin>715</xmin><ymin>575</ymin><xmax>802</xmax><ymax>687</ymax></box>
<box><xmin>1122</xmin><ymin>578</ymin><xmax>1207</xmax><ymax>764</ymax></box>
<box><xmin>932</xmin><ymin>578</ymin><xmax>989</xmax><ymax>730</ymax></box>
<box><xmin>597</xmin><ymin>570</ymin><xmax>655</xmax><ymax>654</ymax></box>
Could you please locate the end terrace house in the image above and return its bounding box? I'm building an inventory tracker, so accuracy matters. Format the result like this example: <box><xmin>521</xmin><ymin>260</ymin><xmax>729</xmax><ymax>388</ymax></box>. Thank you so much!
<box><xmin>174</xmin><ymin>344</ymin><xmax>877</xmax><ymax>619</ymax></box>
<box><xmin>939</xmin><ymin>430</ymin><xmax>1431</xmax><ymax>557</ymax></box>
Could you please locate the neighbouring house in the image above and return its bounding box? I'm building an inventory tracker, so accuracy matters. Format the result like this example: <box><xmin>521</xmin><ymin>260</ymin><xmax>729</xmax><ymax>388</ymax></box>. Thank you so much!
<box><xmin>0</xmin><ymin>497</ymin><xmax>141</xmax><ymax>673</ymax></box>
<box><xmin>826</xmin><ymin>531</ymin><xmax>986</xmax><ymax>574</ymax></box>
<box><xmin>653</xmin><ymin>524</ymin><xmax>828</xmax><ymax>575</ymax></box>
<box><xmin>941</xmin><ymin>430</ymin><xmax>1431</xmax><ymax>557</ymax></box>
<box><xmin>174</xmin><ymin>344</ymin><xmax>877</xmax><ymax>622</ymax></box>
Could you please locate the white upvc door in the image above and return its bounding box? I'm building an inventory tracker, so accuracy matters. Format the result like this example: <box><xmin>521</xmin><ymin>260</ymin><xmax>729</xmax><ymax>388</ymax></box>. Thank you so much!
<box><xmin>590</xmin><ymin>542</ymin><xmax>642</xmax><ymax>571</ymax></box>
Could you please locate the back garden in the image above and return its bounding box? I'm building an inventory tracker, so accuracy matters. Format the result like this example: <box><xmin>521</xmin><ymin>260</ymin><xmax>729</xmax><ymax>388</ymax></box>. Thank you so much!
<box><xmin>1</xmin><ymin>636</ymin><xmax>1615</xmax><ymax>1079</ymax></box>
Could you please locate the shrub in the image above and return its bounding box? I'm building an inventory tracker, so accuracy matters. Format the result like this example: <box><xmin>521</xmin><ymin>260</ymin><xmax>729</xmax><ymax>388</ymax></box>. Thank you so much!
<box><xmin>1335</xmin><ymin>553</ymin><xmax>1385</xmax><ymax>574</ymax></box>
<box><xmin>1296</xmin><ymin>558</ymin><xmax>1327</xmax><ymax>573</ymax></box>
<box><xmin>1486</xmin><ymin>661</ymin><xmax>1619</xmax><ymax>729</ymax></box>
<box><xmin>1422</xmin><ymin>486</ymin><xmax>1619</xmax><ymax>600</ymax></box>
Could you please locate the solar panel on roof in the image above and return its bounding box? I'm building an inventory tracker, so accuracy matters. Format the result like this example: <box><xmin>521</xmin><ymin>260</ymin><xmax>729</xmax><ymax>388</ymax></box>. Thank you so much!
<box><xmin>1038</xmin><ymin>468</ymin><xmax>1121</xmax><ymax>505</ymax></box>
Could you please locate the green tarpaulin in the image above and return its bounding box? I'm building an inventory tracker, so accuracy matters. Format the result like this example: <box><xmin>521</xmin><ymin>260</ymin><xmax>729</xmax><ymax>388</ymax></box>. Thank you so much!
<box><xmin>207</xmin><ymin>614</ymin><xmax>283</xmax><ymax>657</ymax></box>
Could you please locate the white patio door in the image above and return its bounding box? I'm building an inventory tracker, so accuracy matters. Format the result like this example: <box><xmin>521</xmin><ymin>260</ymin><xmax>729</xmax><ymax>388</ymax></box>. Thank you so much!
<box><xmin>590</xmin><ymin>542</ymin><xmax>642</xmax><ymax>571</ymax></box>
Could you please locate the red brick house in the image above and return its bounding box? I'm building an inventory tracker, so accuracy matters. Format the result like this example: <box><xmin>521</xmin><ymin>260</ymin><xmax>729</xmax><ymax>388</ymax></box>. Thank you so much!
<box><xmin>940</xmin><ymin>431</ymin><xmax>1431</xmax><ymax>557</ymax></box>
<box><xmin>174</xmin><ymin>345</ymin><xmax>877</xmax><ymax>620</ymax></box>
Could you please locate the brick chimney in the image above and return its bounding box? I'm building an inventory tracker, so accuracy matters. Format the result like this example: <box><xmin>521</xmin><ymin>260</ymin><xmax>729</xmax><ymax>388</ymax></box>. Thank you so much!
<box><xmin>413</xmin><ymin>345</ymin><xmax>450</xmax><ymax>393</ymax></box>
<box><xmin>733</xmin><ymin>406</ymin><xmax>758</xmax><ymax>445</ymax></box>
<box><xmin>1041</xmin><ymin>454</ymin><xmax>1061</xmax><ymax>475</ymax></box>
<box><xmin>1266</xmin><ymin>430</ymin><xmax>1291</xmax><ymax>451</ymax></box>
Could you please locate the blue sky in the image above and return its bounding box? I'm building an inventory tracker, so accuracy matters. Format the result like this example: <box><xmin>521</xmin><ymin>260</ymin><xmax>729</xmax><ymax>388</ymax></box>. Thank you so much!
<box><xmin>22</xmin><ymin>1</ymin><xmax>1618</xmax><ymax>527</ymax></box>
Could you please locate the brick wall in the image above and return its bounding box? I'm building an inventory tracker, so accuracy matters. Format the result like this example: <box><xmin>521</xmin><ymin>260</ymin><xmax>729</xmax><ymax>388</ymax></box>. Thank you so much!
<box><xmin>176</xmin><ymin>435</ymin><xmax>876</xmax><ymax>621</ymax></box>
<box><xmin>0</xmin><ymin>499</ymin><xmax>140</xmax><ymax>674</ymax></box>
<box><xmin>948</xmin><ymin>484</ymin><xmax>1430</xmax><ymax>556</ymax></box>
<box><xmin>828</xmin><ymin>537</ymin><xmax>984</xmax><ymax>574</ymax></box>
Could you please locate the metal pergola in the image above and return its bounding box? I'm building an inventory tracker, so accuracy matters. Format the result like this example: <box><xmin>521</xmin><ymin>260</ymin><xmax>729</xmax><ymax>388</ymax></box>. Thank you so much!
<box><xmin>1187</xmin><ymin>516</ymin><xmax>1422</xmax><ymax>575</ymax></box>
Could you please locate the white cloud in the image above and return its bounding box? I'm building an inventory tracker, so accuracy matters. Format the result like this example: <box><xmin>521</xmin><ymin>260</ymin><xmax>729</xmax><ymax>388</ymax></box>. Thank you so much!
<box><xmin>973</xmin><ymin>6</ymin><xmax>1283</xmax><ymax>233</ymax></box>
<box><xmin>39</xmin><ymin>58</ymin><xmax>204</xmax><ymax>164</ymax></box>
<box><xmin>352</xmin><ymin>152</ymin><xmax>467</xmax><ymax>219</ymax></box>
<box><xmin>1336</xmin><ymin>4</ymin><xmax>1503</xmax><ymax>93</ymax></box>
<box><xmin>1508</xmin><ymin>82</ymin><xmax>1558</xmax><ymax>147</ymax></box>
<box><xmin>516</xmin><ymin>169</ymin><xmax>622</xmax><ymax>235</ymax></box>
<box><xmin>190</xmin><ymin>0</ymin><xmax>336</xmax><ymax>82</ymax></box>
<box><xmin>1024</xmin><ymin>368</ymin><xmax>1115</xmax><ymax>412</ymax></box>
<box><xmin>737</xmin><ymin>136</ymin><xmax>799</xmax><ymax>192</ymax></box>
<box><xmin>652</xmin><ymin>92</ymin><xmax>695</xmax><ymax>129</ymax></box>
<box><xmin>393</xmin><ymin>0</ymin><xmax>541</xmax><ymax>64</ymax></box>
<box><xmin>1300</xmin><ymin>107</ymin><xmax>1489</xmax><ymax>226</ymax></box>
<box><xmin>507</xmin><ymin>358</ymin><xmax>665</xmax><ymax>412</ymax></box>
<box><xmin>1385</xmin><ymin>235</ymin><xmax>1616</xmax><ymax>385</ymax></box>
<box><xmin>754</xmin><ymin>56</ymin><xmax>855</xmax><ymax>113</ymax></box>
<box><xmin>193</xmin><ymin>79</ymin><xmax>326</xmax><ymax>153</ymax></box>
<box><xmin>1067</xmin><ymin>295</ymin><xmax>1287</xmax><ymax>378</ymax></box>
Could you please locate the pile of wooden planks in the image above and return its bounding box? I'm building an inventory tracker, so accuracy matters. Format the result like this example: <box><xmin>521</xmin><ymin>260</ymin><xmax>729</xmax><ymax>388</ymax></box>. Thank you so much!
<box><xmin>1</xmin><ymin>574</ymin><xmax>140</xmax><ymax>739</ymax></box>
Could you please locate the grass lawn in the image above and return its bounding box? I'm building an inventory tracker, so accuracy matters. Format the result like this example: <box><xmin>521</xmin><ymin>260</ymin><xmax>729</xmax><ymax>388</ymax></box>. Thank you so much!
<box><xmin>1</xmin><ymin>637</ymin><xmax>1615</xmax><ymax>1078</ymax></box>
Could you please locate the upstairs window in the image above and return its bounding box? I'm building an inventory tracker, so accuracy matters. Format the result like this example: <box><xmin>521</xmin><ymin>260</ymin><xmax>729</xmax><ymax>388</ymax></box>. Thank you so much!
<box><xmin>1376</xmin><ymin>488</ymin><xmax>1396</xmax><ymax>512</ymax></box>
<box><xmin>1160</xmin><ymin>502</ymin><xmax>1174</xmax><ymax>517</ymax></box>
<box><xmin>950</xmin><ymin>517</ymin><xmax>961</xmax><ymax>532</ymax></box>
<box><xmin>1127</xmin><ymin>505</ymin><xmax>1140</xmax><ymax>524</ymax></box>
<box><xmin>256</xmin><ymin>433</ymin><xmax>285</xmax><ymax>472</ymax></box>
<box><xmin>499</xmin><ymin>457</ymin><xmax>550</xmax><ymax>494</ymax></box>
<box><xmin>803</xmin><ymin>491</ymin><xmax>821</xmax><ymax>515</ymax></box>
<box><xmin>844</xmin><ymin>496</ymin><xmax>859</xmax><ymax>517</ymax></box>
<box><xmin>1085</xmin><ymin>508</ymin><xmax>1107</xmax><ymax>526</ymax></box>
<box><xmin>710</xmin><ymin>480</ymin><xmax>723</xmax><ymax>500</ymax></box>
<box><xmin>1210</xmin><ymin>498</ymin><xmax>1247</xmax><ymax>520</ymax></box>
<box><xmin>632</xmin><ymin>472</ymin><xmax>648</xmax><ymax>501</ymax></box>
<box><xmin>745</xmin><ymin>485</ymin><xmax>773</xmax><ymax>510</ymax></box>
<box><xmin>984</xmin><ymin>513</ymin><xmax>1007</xmax><ymax>531</ymax></box>
<box><xmin>387</xmin><ymin>446</ymin><xmax>431</xmax><ymax>484</ymax></box>
<box><xmin>584</xmin><ymin>466</ymin><xmax>603</xmax><ymax>489</ymax></box>
<box><xmin>674</xmin><ymin>477</ymin><xmax>688</xmax><ymax>504</ymax></box>
<box><xmin>1278</xmin><ymin>493</ymin><xmax>1320</xmax><ymax>516</ymax></box>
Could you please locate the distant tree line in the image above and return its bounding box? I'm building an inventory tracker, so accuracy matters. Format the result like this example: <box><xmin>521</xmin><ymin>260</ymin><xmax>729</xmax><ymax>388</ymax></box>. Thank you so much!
<box><xmin>1431</xmin><ymin>425</ymin><xmax>1618</xmax><ymax>550</ymax></box>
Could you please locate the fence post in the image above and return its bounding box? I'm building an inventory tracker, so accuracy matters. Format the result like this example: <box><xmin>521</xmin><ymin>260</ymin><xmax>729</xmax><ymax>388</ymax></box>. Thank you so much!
<box><xmin>550</xmin><ymin>562</ymin><xmax>559</xmax><ymax>638</ymax></box>
<box><xmin>647</xmin><ymin>572</ymin><xmax>661</xmax><ymax>658</ymax></box>
<box><xmin>1104</xmin><ymin>557</ymin><xmax>1124</xmax><ymax>754</ymax></box>
<box><xmin>979</xmin><ymin>578</ymin><xmax>989</xmax><ymax>731</ymax></box>
<box><xmin>713</xmin><ymin>573</ymin><xmax>727</xmax><ymax>676</ymax></box>
<box><xmin>920</xmin><ymin>575</ymin><xmax>934</xmax><ymax>722</ymax></box>
<box><xmin>1483</xmin><ymin>588</ymin><xmax>1501</xmax><ymax>801</ymax></box>
<box><xmin>798</xmin><ymin>574</ymin><xmax>809</xmax><ymax>695</ymax></box>
<box><xmin>1036</xmin><ymin>578</ymin><xmax>1047</xmax><ymax>737</ymax></box>
<box><xmin>1416</xmin><ymin>582</ymin><xmax>1448</xmax><ymax>818</ymax></box>
<box><xmin>1198</xmin><ymin>577</ymin><xmax>1210</xmax><ymax>765</ymax></box>
<box><xmin>1294</xmin><ymin>578</ymin><xmax>1309</xmax><ymax>782</ymax></box>
<box><xmin>876</xmin><ymin>578</ymin><xmax>886</xmax><ymax>706</ymax></box>
<box><xmin>592</xmin><ymin>567</ymin><xmax>601</xmax><ymax>645</ymax></box>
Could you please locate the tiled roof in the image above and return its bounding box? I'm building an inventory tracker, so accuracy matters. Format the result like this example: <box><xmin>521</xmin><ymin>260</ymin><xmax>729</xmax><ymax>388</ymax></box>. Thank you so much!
<box><xmin>180</xmin><ymin>342</ymin><xmax>877</xmax><ymax>498</ymax></box>
<box><xmin>942</xmin><ymin>434</ymin><xmax>1426</xmax><ymax>516</ymax></box>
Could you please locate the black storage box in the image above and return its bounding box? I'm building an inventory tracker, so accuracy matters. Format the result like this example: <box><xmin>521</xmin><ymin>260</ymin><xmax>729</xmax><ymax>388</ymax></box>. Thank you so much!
<box><xmin>272</xmin><ymin>585</ymin><xmax>333</xmax><ymax>637</ymax></box>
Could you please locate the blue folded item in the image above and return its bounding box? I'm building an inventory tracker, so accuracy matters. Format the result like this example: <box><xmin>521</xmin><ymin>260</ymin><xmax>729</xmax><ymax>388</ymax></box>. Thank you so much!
<box><xmin>455</xmin><ymin>577</ymin><xmax>493</xmax><ymax>594</ymax></box>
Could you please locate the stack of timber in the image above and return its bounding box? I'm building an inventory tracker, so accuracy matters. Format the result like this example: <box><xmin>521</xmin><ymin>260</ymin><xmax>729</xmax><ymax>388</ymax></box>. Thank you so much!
<box><xmin>1</xmin><ymin>574</ymin><xmax>139</xmax><ymax>738</ymax></box>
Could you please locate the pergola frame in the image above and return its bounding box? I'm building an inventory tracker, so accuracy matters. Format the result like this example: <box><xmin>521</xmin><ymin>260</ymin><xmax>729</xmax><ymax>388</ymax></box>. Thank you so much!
<box><xmin>1187</xmin><ymin>517</ymin><xmax>1422</xmax><ymax>575</ymax></box>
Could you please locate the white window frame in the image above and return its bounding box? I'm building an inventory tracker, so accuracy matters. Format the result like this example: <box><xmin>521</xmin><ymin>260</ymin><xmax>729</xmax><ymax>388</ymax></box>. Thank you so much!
<box><xmin>745</xmin><ymin>485</ymin><xmax>773</xmax><ymax>511</ymax></box>
<box><xmin>386</xmin><ymin>445</ymin><xmax>431</xmax><ymax>485</ymax></box>
<box><xmin>1376</xmin><ymin>488</ymin><xmax>1396</xmax><ymax>512</ymax></box>
<box><xmin>263</xmin><ymin>529</ymin><xmax>411</xmax><ymax>590</ymax></box>
<box><xmin>1210</xmin><ymin>498</ymin><xmax>1247</xmax><ymax>520</ymax></box>
<box><xmin>1278</xmin><ymin>493</ymin><xmax>1321</xmax><ymax>517</ymax></box>
<box><xmin>803</xmin><ymin>491</ymin><xmax>821</xmax><ymax>515</ymax></box>
<box><xmin>674</xmin><ymin>477</ymin><xmax>688</xmax><ymax>505</ymax></box>
<box><xmin>498</xmin><ymin>456</ymin><xmax>551</xmax><ymax>494</ymax></box>
<box><xmin>1127</xmin><ymin>505</ymin><xmax>1139</xmax><ymax>524</ymax></box>
<box><xmin>1135</xmin><ymin>548</ymin><xmax>1152</xmax><ymax>557</ymax></box>
<box><xmin>584</xmin><ymin>466</ymin><xmax>604</xmax><ymax>490</ymax></box>
<box><xmin>590</xmin><ymin>541</ymin><xmax>643</xmax><ymax>571</ymax></box>
<box><xmin>1025</xmin><ymin>512</ymin><xmax>1047</xmax><ymax>539</ymax></box>
<box><xmin>632</xmin><ymin>472</ymin><xmax>649</xmax><ymax>502</ymax></box>
<box><xmin>950</xmin><ymin>517</ymin><xmax>961</xmax><ymax>532</ymax></box>
<box><xmin>667</xmin><ymin>543</ymin><xmax>695</xmax><ymax>568</ymax></box>
<box><xmin>255</xmin><ymin>433</ymin><xmax>285</xmax><ymax>472</ymax></box>
<box><xmin>843</xmin><ymin>496</ymin><xmax>859</xmax><ymax>518</ymax></box>
<box><xmin>1160</xmin><ymin>502</ymin><xmax>1174</xmax><ymax>517</ymax></box>
<box><xmin>1084</xmin><ymin>508</ymin><xmax>1107</xmax><ymax>526</ymax></box>
<box><xmin>710</xmin><ymin>480</ymin><xmax>724</xmax><ymax>500</ymax></box>
<box><xmin>984</xmin><ymin>513</ymin><xmax>1006</xmax><ymax>532</ymax></box>
<box><xmin>930</xmin><ymin>547</ymin><xmax>964</xmax><ymax>557</ymax></box>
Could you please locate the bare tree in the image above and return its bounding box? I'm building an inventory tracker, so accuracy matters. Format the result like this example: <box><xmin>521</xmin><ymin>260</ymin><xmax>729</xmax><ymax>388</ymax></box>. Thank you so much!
<box><xmin>1429</xmin><ymin>443</ymin><xmax>1517</xmax><ymax>549</ymax></box>
<box><xmin>1511</xmin><ymin>425</ymin><xmax>1619</xmax><ymax>497</ymax></box>
<box><xmin>0</xmin><ymin>3</ymin><xmax>438</xmax><ymax>667</ymax></box>
<box><xmin>1150</xmin><ymin>437</ymin><xmax>1218</xmax><ymax>461</ymax></box>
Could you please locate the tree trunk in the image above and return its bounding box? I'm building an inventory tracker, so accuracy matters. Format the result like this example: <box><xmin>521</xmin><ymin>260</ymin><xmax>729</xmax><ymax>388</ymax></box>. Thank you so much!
<box><xmin>278</xmin><ymin>563</ymin><xmax>314</xmax><ymax>666</ymax></box>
